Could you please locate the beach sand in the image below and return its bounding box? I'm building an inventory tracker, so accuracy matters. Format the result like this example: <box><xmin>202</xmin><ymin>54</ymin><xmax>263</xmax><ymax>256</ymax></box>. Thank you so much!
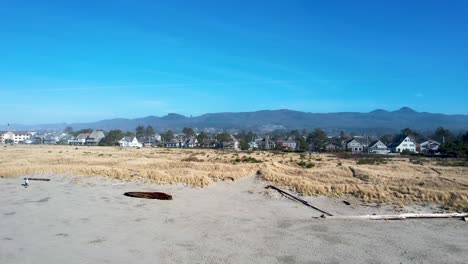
<box><xmin>1</xmin><ymin>174</ymin><xmax>467</xmax><ymax>264</ymax></box>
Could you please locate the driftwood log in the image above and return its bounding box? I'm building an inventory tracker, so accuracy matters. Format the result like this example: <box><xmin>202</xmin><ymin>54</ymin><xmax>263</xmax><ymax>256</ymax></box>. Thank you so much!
<box><xmin>124</xmin><ymin>192</ymin><xmax>173</xmax><ymax>200</ymax></box>
<box><xmin>324</xmin><ymin>213</ymin><xmax>468</xmax><ymax>220</ymax></box>
<box><xmin>24</xmin><ymin>178</ymin><xmax>50</xmax><ymax>181</ymax></box>
<box><xmin>222</xmin><ymin>177</ymin><xmax>235</xmax><ymax>182</ymax></box>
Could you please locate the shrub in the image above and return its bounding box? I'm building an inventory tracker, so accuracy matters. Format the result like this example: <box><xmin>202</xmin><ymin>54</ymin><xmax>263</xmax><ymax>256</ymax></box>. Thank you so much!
<box><xmin>182</xmin><ymin>156</ymin><xmax>203</xmax><ymax>162</ymax></box>
<box><xmin>357</xmin><ymin>158</ymin><xmax>386</xmax><ymax>165</ymax></box>
<box><xmin>296</xmin><ymin>160</ymin><xmax>315</xmax><ymax>168</ymax></box>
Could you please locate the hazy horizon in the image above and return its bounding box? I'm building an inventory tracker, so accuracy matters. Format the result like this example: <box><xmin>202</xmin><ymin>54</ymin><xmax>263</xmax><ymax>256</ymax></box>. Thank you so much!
<box><xmin>1</xmin><ymin>1</ymin><xmax>468</xmax><ymax>124</ymax></box>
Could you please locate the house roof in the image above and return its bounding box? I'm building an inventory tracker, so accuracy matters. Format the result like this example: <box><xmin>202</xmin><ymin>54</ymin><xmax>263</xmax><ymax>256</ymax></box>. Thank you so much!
<box><xmin>368</xmin><ymin>140</ymin><xmax>387</xmax><ymax>148</ymax></box>
<box><xmin>123</xmin><ymin>136</ymin><xmax>135</xmax><ymax>142</ymax></box>
<box><xmin>389</xmin><ymin>135</ymin><xmax>414</xmax><ymax>148</ymax></box>
<box><xmin>420</xmin><ymin>139</ymin><xmax>440</xmax><ymax>145</ymax></box>
<box><xmin>346</xmin><ymin>138</ymin><xmax>365</xmax><ymax>145</ymax></box>
<box><xmin>76</xmin><ymin>133</ymin><xmax>90</xmax><ymax>140</ymax></box>
<box><xmin>88</xmin><ymin>130</ymin><xmax>105</xmax><ymax>139</ymax></box>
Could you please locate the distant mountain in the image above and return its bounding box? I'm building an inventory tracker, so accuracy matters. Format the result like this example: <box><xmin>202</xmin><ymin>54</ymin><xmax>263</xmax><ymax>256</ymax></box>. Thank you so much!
<box><xmin>2</xmin><ymin>107</ymin><xmax>468</xmax><ymax>135</ymax></box>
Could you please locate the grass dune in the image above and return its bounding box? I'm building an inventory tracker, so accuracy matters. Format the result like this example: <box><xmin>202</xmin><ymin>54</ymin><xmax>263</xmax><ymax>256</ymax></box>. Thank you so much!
<box><xmin>1</xmin><ymin>145</ymin><xmax>467</xmax><ymax>211</ymax></box>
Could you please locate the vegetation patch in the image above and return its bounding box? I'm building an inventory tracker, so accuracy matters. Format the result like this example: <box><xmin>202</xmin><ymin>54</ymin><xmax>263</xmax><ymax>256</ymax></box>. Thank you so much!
<box><xmin>435</xmin><ymin>159</ymin><xmax>468</xmax><ymax>167</ymax></box>
<box><xmin>356</xmin><ymin>157</ymin><xmax>387</xmax><ymax>165</ymax></box>
<box><xmin>234</xmin><ymin>156</ymin><xmax>262</xmax><ymax>163</ymax></box>
<box><xmin>296</xmin><ymin>161</ymin><xmax>315</xmax><ymax>168</ymax></box>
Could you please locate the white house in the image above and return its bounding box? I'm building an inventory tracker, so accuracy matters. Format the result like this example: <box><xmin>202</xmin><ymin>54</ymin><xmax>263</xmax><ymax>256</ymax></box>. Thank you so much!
<box><xmin>390</xmin><ymin>136</ymin><xmax>417</xmax><ymax>153</ymax></box>
<box><xmin>119</xmin><ymin>137</ymin><xmax>142</xmax><ymax>148</ymax></box>
<box><xmin>0</xmin><ymin>131</ymin><xmax>30</xmax><ymax>144</ymax></box>
<box><xmin>69</xmin><ymin>133</ymin><xmax>90</xmax><ymax>145</ymax></box>
<box><xmin>248</xmin><ymin>141</ymin><xmax>258</xmax><ymax>150</ymax></box>
<box><xmin>276</xmin><ymin>139</ymin><xmax>297</xmax><ymax>151</ymax></box>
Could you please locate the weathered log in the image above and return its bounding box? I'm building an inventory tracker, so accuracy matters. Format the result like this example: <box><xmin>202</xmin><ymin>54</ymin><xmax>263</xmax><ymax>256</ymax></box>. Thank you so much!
<box><xmin>324</xmin><ymin>213</ymin><xmax>468</xmax><ymax>220</ymax></box>
<box><xmin>124</xmin><ymin>192</ymin><xmax>173</xmax><ymax>200</ymax></box>
<box><xmin>265</xmin><ymin>185</ymin><xmax>333</xmax><ymax>216</ymax></box>
<box><xmin>24</xmin><ymin>178</ymin><xmax>50</xmax><ymax>181</ymax></box>
<box><xmin>222</xmin><ymin>177</ymin><xmax>235</xmax><ymax>182</ymax></box>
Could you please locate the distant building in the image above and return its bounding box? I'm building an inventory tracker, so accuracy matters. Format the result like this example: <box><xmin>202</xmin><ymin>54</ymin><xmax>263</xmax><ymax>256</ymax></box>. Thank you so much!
<box><xmin>418</xmin><ymin>140</ymin><xmax>440</xmax><ymax>154</ymax></box>
<box><xmin>165</xmin><ymin>139</ymin><xmax>180</xmax><ymax>148</ymax></box>
<box><xmin>222</xmin><ymin>135</ymin><xmax>240</xmax><ymax>151</ymax></box>
<box><xmin>86</xmin><ymin>130</ymin><xmax>105</xmax><ymax>146</ymax></box>
<box><xmin>368</xmin><ymin>140</ymin><xmax>390</xmax><ymax>154</ymax></box>
<box><xmin>346</xmin><ymin>138</ymin><xmax>365</xmax><ymax>153</ymax></box>
<box><xmin>43</xmin><ymin>134</ymin><xmax>59</xmax><ymax>145</ymax></box>
<box><xmin>183</xmin><ymin>137</ymin><xmax>197</xmax><ymax>148</ymax></box>
<box><xmin>258</xmin><ymin>137</ymin><xmax>275</xmax><ymax>150</ymax></box>
<box><xmin>389</xmin><ymin>136</ymin><xmax>417</xmax><ymax>153</ymax></box>
<box><xmin>0</xmin><ymin>131</ymin><xmax>30</xmax><ymax>144</ymax></box>
<box><xmin>275</xmin><ymin>139</ymin><xmax>297</xmax><ymax>151</ymax></box>
<box><xmin>248</xmin><ymin>141</ymin><xmax>259</xmax><ymax>150</ymax></box>
<box><xmin>69</xmin><ymin>133</ymin><xmax>90</xmax><ymax>145</ymax></box>
<box><xmin>119</xmin><ymin>137</ymin><xmax>142</xmax><ymax>148</ymax></box>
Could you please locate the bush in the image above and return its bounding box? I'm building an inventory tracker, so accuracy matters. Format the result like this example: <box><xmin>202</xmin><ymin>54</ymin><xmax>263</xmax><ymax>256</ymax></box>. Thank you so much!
<box><xmin>435</xmin><ymin>159</ymin><xmax>468</xmax><ymax>167</ymax></box>
<box><xmin>356</xmin><ymin>158</ymin><xmax>386</xmax><ymax>165</ymax></box>
<box><xmin>182</xmin><ymin>156</ymin><xmax>203</xmax><ymax>162</ymax></box>
<box><xmin>409</xmin><ymin>158</ymin><xmax>425</xmax><ymax>165</ymax></box>
<box><xmin>232</xmin><ymin>156</ymin><xmax>262</xmax><ymax>163</ymax></box>
<box><xmin>296</xmin><ymin>160</ymin><xmax>315</xmax><ymax>168</ymax></box>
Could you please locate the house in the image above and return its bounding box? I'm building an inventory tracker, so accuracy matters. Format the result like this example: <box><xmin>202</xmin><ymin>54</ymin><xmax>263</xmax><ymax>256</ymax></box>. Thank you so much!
<box><xmin>32</xmin><ymin>134</ymin><xmax>45</xmax><ymax>144</ymax></box>
<box><xmin>222</xmin><ymin>135</ymin><xmax>240</xmax><ymax>151</ymax></box>
<box><xmin>258</xmin><ymin>137</ymin><xmax>275</xmax><ymax>150</ymax></box>
<box><xmin>368</xmin><ymin>140</ymin><xmax>390</xmax><ymax>154</ymax></box>
<box><xmin>119</xmin><ymin>137</ymin><xmax>142</xmax><ymax>148</ymax></box>
<box><xmin>43</xmin><ymin>134</ymin><xmax>59</xmax><ymax>145</ymax></box>
<box><xmin>389</xmin><ymin>135</ymin><xmax>417</xmax><ymax>153</ymax></box>
<box><xmin>86</xmin><ymin>130</ymin><xmax>105</xmax><ymax>146</ymax></box>
<box><xmin>418</xmin><ymin>140</ymin><xmax>440</xmax><ymax>154</ymax></box>
<box><xmin>165</xmin><ymin>139</ymin><xmax>180</xmax><ymax>148</ymax></box>
<box><xmin>69</xmin><ymin>133</ymin><xmax>90</xmax><ymax>145</ymax></box>
<box><xmin>275</xmin><ymin>139</ymin><xmax>297</xmax><ymax>151</ymax></box>
<box><xmin>283</xmin><ymin>139</ymin><xmax>297</xmax><ymax>150</ymax></box>
<box><xmin>0</xmin><ymin>131</ymin><xmax>30</xmax><ymax>144</ymax></box>
<box><xmin>59</xmin><ymin>134</ymin><xmax>75</xmax><ymax>145</ymax></box>
<box><xmin>346</xmin><ymin>138</ymin><xmax>365</xmax><ymax>153</ymax></box>
<box><xmin>0</xmin><ymin>131</ymin><xmax>14</xmax><ymax>144</ymax></box>
<box><xmin>183</xmin><ymin>137</ymin><xmax>197</xmax><ymax>148</ymax></box>
<box><xmin>248</xmin><ymin>141</ymin><xmax>259</xmax><ymax>150</ymax></box>
<box><xmin>153</xmin><ymin>134</ymin><xmax>162</xmax><ymax>142</ymax></box>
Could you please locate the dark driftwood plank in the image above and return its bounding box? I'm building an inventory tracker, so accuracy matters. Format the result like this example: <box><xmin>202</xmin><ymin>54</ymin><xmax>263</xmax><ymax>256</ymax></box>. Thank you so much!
<box><xmin>124</xmin><ymin>192</ymin><xmax>173</xmax><ymax>200</ymax></box>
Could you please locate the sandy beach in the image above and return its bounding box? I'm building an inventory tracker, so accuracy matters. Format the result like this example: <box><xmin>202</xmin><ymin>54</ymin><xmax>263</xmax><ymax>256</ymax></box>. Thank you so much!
<box><xmin>1</xmin><ymin>174</ymin><xmax>467</xmax><ymax>264</ymax></box>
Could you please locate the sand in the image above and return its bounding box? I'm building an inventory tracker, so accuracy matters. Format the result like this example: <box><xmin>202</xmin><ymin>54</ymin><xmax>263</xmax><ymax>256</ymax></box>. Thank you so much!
<box><xmin>1</xmin><ymin>174</ymin><xmax>467</xmax><ymax>264</ymax></box>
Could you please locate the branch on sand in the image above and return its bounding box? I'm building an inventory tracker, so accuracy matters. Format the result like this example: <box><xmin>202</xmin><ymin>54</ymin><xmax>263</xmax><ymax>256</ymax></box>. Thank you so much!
<box><xmin>322</xmin><ymin>213</ymin><xmax>468</xmax><ymax>220</ymax></box>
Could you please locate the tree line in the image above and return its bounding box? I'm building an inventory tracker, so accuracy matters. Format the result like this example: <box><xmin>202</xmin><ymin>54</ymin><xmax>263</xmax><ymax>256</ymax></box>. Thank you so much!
<box><xmin>62</xmin><ymin>125</ymin><xmax>468</xmax><ymax>157</ymax></box>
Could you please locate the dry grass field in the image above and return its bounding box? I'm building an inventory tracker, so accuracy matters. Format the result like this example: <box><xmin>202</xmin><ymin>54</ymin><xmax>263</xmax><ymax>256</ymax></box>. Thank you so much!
<box><xmin>1</xmin><ymin>145</ymin><xmax>467</xmax><ymax>211</ymax></box>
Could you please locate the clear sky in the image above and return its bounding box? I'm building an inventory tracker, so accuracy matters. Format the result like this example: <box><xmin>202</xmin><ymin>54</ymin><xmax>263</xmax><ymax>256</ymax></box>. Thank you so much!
<box><xmin>1</xmin><ymin>0</ymin><xmax>467</xmax><ymax>124</ymax></box>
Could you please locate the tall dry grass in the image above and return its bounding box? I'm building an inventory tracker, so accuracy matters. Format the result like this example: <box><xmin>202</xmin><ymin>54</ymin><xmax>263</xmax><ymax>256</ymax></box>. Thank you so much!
<box><xmin>1</xmin><ymin>145</ymin><xmax>467</xmax><ymax>211</ymax></box>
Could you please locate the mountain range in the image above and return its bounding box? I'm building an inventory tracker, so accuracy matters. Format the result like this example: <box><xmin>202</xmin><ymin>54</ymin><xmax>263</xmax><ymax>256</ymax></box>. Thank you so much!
<box><xmin>2</xmin><ymin>107</ymin><xmax>468</xmax><ymax>135</ymax></box>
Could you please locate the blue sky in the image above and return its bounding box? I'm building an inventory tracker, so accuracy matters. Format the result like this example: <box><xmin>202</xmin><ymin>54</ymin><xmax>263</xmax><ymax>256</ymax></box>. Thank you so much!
<box><xmin>1</xmin><ymin>0</ymin><xmax>467</xmax><ymax>124</ymax></box>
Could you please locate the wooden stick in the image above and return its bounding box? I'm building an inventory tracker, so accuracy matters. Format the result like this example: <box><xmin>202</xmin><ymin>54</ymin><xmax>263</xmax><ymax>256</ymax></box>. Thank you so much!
<box><xmin>324</xmin><ymin>213</ymin><xmax>468</xmax><ymax>220</ymax></box>
<box><xmin>265</xmin><ymin>185</ymin><xmax>333</xmax><ymax>216</ymax></box>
